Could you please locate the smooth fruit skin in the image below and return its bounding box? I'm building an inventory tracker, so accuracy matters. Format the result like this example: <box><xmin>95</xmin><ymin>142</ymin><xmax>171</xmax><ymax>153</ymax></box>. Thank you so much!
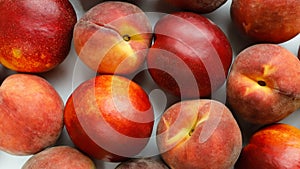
<box><xmin>164</xmin><ymin>0</ymin><xmax>228</xmax><ymax>13</ymax></box>
<box><xmin>22</xmin><ymin>146</ymin><xmax>96</xmax><ymax>169</ymax></box>
<box><xmin>73</xmin><ymin>1</ymin><xmax>152</xmax><ymax>75</ymax></box>
<box><xmin>231</xmin><ymin>0</ymin><xmax>300</xmax><ymax>43</ymax></box>
<box><xmin>235</xmin><ymin>123</ymin><xmax>300</xmax><ymax>169</ymax></box>
<box><xmin>0</xmin><ymin>0</ymin><xmax>77</xmax><ymax>73</ymax></box>
<box><xmin>156</xmin><ymin>99</ymin><xmax>242</xmax><ymax>169</ymax></box>
<box><xmin>0</xmin><ymin>74</ymin><xmax>64</xmax><ymax>155</ymax></box>
<box><xmin>226</xmin><ymin>44</ymin><xmax>300</xmax><ymax>125</ymax></box>
<box><xmin>147</xmin><ymin>12</ymin><xmax>232</xmax><ymax>99</ymax></box>
<box><xmin>64</xmin><ymin>75</ymin><xmax>154</xmax><ymax>162</ymax></box>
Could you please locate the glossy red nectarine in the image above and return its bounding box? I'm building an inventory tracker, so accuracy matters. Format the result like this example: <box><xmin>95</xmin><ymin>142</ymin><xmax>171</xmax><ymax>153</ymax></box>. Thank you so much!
<box><xmin>235</xmin><ymin>123</ymin><xmax>300</xmax><ymax>169</ymax></box>
<box><xmin>64</xmin><ymin>75</ymin><xmax>154</xmax><ymax>162</ymax></box>
<box><xmin>0</xmin><ymin>0</ymin><xmax>77</xmax><ymax>73</ymax></box>
<box><xmin>147</xmin><ymin>12</ymin><xmax>232</xmax><ymax>99</ymax></box>
<box><xmin>164</xmin><ymin>0</ymin><xmax>228</xmax><ymax>13</ymax></box>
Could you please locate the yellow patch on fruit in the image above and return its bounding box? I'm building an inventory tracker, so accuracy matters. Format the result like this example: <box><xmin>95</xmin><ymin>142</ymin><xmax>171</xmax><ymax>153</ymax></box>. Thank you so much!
<box><xmin>119</xmin><ymin>25</ymin><xmax>144</xmax><ymax>41</ymax></box>
<box><xmin>40</xmin><ymin>54</ymin><xmax>47</xmax><ymax>60</ymax></box>
<box><xmin>0</xmin><ymin>58</ymin><xmax>18</xmax><ymax>70</ymax></box>
<box><xmin>12</xmin><ymin>48</ymin><xmax>22</xmax><ymax>58</ymax></box>
<box><xmin>263</xmin><ymin>64</ymin><xmax>276</xmax><ymax>76</ymax></box>
<box><xmin>165</xmin><ymin>110</ymin><xmax>210</xmax><ymax>146</ymax></box>
<box><xmin>167</xmin><ymin>128</ymin><xmax>190</xmax><ymax>146</ymax></box>
<box><xmin>242</xmin><ymin>76</ymin><xmax>273</xmax><ymax>96</ymax></box>
<box><xmin>103</xmin><ymin>40</ymin><xmax>137</xmax><ymax>73</ymax></box>
<box><xmin>197</xmin><ymin>111</ymin><xmax>210</xmax><ymax>125</ymax></box>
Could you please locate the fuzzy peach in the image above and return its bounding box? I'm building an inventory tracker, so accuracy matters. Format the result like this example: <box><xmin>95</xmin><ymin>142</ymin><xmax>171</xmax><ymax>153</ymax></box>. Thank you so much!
<box><xmin>0</xmin><ymin>74</ymin><xmax>64</xmax><ymax>155</ymax></box>
<box><xmin>231</xmin><ymin>0</ymin><xmax>300</xmax><ymax>43</ymax></box>
<box><xmin>227</xmin><ymin>44</ymin><xmax>300</xmax><ymax>125</ymax></box>
<box><xmin>22</xmin><ymin>146</ymin><xmax>96</xmax><ymax>169</ymax></box>
<box><xmin>156</xmin><ymin>99</ymin><xmax>242</xmax><ymax>169</ymax></box>
<box><xmin>115</xmin><ymin>157</ymin><xmax>169</xmax><ymax>169</ymax></box>
<box><xmin>73</xmin><ymin>1</ymin><xmax>152</xmax><ymax>75</ymax></box>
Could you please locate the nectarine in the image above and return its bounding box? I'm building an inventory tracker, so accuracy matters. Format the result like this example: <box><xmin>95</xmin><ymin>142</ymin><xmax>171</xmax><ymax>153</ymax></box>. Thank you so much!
<box><xmin>235</xmin><ymin>123</ymin><xmax>300</xmax><ymax>169</ymax></box>
<box><xmin>147</xmin><ymin>12</ymin><xmax>232</xmax><ymax>98</ymax></box>
<box><xmin>0</xmin><ymin>0</ymin><xmax>77</xmax><ymax>72</ymax></box>
<box><xmin>164</xmin><ymin>0</ymin><xmax>228</xmax><ymax>13</ymax></box>
<box><xmin>64</xmin><ymin>75</ymin><xmax>154</xmax><ymax>162</ymax></box>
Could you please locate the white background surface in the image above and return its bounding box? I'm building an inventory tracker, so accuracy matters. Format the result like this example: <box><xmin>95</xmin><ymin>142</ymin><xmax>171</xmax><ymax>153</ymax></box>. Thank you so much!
<box><xmin>0</xmin><ymin>0</ymin><xmax>299</xmax><ymax>168</ymax></box>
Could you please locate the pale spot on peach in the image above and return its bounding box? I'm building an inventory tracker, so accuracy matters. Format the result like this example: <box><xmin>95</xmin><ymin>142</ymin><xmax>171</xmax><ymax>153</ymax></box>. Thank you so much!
<box><xmin>45</xmin><ymin>63</ymin><xmax>52</xmax><ymax>68</ymax></box>
<box><xmin>164</xmin><ymin>110</ymin><xmax>210</xmax><ymax>146</ymax></box>
<box><xmin>101</xmin><ymin>40</ymin><xmax>138</xmax><ymax>73</ymax></box>
<box><xmin>242</xmin><ymin>22</ymin><xmax>251</xmax><ymax>33</ymax></box>
<box><xmin>162</xmin><ymin>117</ymin><xmax>170</xmax><ymax>131</ymax></box>
<box><xmin>263</xmin><ymin>64</ymin><xmax>276</xmax><ymax>76</ymax></box>
<box><xmin>40</xmin><ymin>54</ymin><xmax>47</xmax><ymax>59</ymax></box>
<box><xmin>196</xmin><ymin>111</ymin><xmax>210</xmax><ymax>125</ymax></box>
<box><xmin>241</xmin><ymin>76</ymin><xmax>272</xmax><ymax>96</ymax></box>
<box><xmin>166</xmin><ymin>128</ymin><xmax>190</xmax><ymax>146</ymax></box>
<box><xmin>12</xmin><ymin>48</ymin><xmax>22</xmax><ymax>58</ymax></box>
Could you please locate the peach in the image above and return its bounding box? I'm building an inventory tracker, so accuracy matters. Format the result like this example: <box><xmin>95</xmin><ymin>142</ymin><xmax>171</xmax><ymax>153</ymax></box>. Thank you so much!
<box><xmin>0</xmin><ymin>74</ymin><xmax>64</xmax><ymax>155</ymax></box>
<box><xmin>156</xmin><ymin>99</ymin><xmax>242</xmax><ymax>169</ymax></box>
<box><xmin>64</xmin><ymin>75</ymin><xmax>154</xmax><ymax>162</ymax></box>
<box><xmin>235</xmin><ymin>123</ymin><xmax>300</xmax><ymax>169</ymax></box>
<box><xmin>22</xmin><ymin>146</ymin><xmax>96</xmax><ymax>169</ymax></box>
<box><xmin>0</xmin><ymin>0</ymin><xmax>77</xmax><ymax>73</ymax></box>
<box><xmin>73</xmin><ymin>1</ymin><xmax>152</xmax><ymax>75</ymax></box>
<box><xmin>231</xmin><ymin>0</ymin><xmax>300</xmax><ymax>43</ymax></box>
<box><xmin>226</xmin><ymin>44</ymin><xmax>300</xmax><ymax>125</ymax></box>
<box><xmin>115</xmin><ymin>157</ymin><xmax>169</xmax><ymax>169</ymax></box>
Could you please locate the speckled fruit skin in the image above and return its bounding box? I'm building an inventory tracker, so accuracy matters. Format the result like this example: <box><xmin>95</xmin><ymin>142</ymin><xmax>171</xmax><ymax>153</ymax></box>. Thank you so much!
<box><xmin>147</xmin><ymin>12</ymin><xmax>232</xmax><ymax>99</ymax></box>
<box><xmin>164</xmin><ymin>0</ymin><xmax>228</xmax><ymax>13</ymax></box>
<box><xmin>73</xmin><ymin>1</ymin><xmax>152</xmax><ymax>75</ymax></box>
<box><xmin>22</xmin><ymin>146</ymin><xmax>96</xmax><ymax>169</ymax></box>
<box><xmin>0</xmin><ymin>74</ymin><xmax>64</xmax><ymax>155</ymax></box>
<box><xmin>64</xmin><ymin>75</ymin><xmax>154</xmax><ymax>162</ymax></box>
<box><xmin>0</xmin><ymin>0</ymin><xmax>77</xmax><ymax>73</ymax></box>
<box><xmin>226</xmin><ymin>44</ymin><xmax>300</xmax><ymax>125</ymax></box>
<box><xmin>235</xmin><ymin>123</ymin><xmax>300</xmax><ymax>169</ymax></box>
<box><xmin>156</xmin><ymin>99</ymin><xmax>242</xmax><ymax>169</ymax></box>
<box><xmin>230</xmin><ymin>0</ymin><xmax>300</xmax><ymax>43</ymax></box>
<box><xmin>115</xmin><ymin>157</ymin><xmax>170</xmax><ymax>169</ymax></box>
